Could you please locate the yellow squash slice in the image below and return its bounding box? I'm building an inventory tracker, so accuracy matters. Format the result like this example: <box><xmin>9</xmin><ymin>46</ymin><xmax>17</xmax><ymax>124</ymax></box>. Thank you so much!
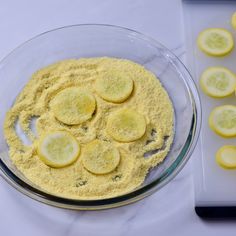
<box><xmin>107</xmin><ymin>108</ymin><xmax>146</xmax><ymax>142</ymax></box>
<box><xmin>200</xmin><ymin>67</ymin><xmax>236</xmax><ymax>98</ymax></box>
<box><xmin>209</xmin><ymin>105</ymin><xmax>236</xmax><ymax>138</ymax></box>
<box><xmin>51</xmin><ymin>87</ymin><xmax>96</xmax><ymax>125</ymax></box>
<box><xmin>94</xmin><ymin>72</ymin><xmax>133</xmax><ymax>103</ymax></box>
<box><xmin>37</xmin><ymin>131</ymin><xmax>80</xmax><ymax>168</ymax></box>
<box><xmin>197</xmin><ymin>28</ymin><xmax>234</xmax><ymax>56</ymax></box>
<box><xmin>231</xmin><ymin>12</ymin><xmax>236</xmax><ymax>30</ymax></box>
<box><xmin>216</xmin><ymin>145</ymin><xmax>236</xmax><ymax>169</ymax></box>
<box><xmin>81</xmin><ymin>140</ymin><xmax>120</xmax><ymax>174</ymax></box>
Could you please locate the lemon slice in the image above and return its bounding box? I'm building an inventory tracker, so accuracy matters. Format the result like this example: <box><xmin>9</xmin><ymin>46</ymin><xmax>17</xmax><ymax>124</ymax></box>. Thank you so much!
<box><xmin>231</xmin><ymin>12</ymin><xmax>236</xmax><ymax>30</ymax></box>
<box><xmin>197</xmin><ymin>28</ymin><xmax>234</xmax><ymax>56</ymax></box>
<box><xmin>37</xmin><ymin>131</ymin><xmax>80</xmax><ymax>168</ymax></box>
<box><xmin>107</xmin><ymin>108</ymin><xmax>146</xmax><ymax>142</ymax></box>
<box><xmin>94</xmin><ymin>72</ymin><xmax>133</xmax><ymax>103</ymax></box>
<box><xmin>51</xmin><ymin>87</ymin><xmax>96</xmax><ymax>125</ymax></box>
<box><xmin>200</xmin><ymin>67</ymin><xmax>236</xmax><ymax>98</ymax></box>
<box><xmin>81</xmin><ymin>140</ymin><xmax>120</xmax><ymax>174</ymax></box>
<box><xmin>216</xmin><ymin>145</ymin><xmax>236</xmax><ymax>169</ymax></box>
<box><xmin>209</xmin><ymin>105</ymin><xmax>236</xmax><ymax>137</ymax></box>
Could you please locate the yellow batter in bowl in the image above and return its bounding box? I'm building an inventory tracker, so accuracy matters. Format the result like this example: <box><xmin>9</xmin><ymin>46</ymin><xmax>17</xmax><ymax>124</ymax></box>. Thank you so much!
<box><xmin>4</xmin><ymin>57</ymin><xmax>174</xmax><ymax>199</ymax></box>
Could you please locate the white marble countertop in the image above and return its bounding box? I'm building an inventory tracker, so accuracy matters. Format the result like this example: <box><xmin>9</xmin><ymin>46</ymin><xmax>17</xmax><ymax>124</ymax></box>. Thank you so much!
<box><xmin>1</xmin><ymin>0</ymin><xmax>236</xmax><ymax>235</ymax></box>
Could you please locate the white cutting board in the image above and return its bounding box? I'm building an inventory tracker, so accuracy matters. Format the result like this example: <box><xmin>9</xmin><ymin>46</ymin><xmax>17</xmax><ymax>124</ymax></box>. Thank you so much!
<box><xmin>183</xmin><ymin>1</ymin><xmax>236</xmax><ymax>206</ymax></box>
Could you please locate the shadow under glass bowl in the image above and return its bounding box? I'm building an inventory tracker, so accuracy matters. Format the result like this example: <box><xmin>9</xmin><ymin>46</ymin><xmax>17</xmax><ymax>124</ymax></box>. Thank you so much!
<box><xmin>0</xmin><ymin>24</ymin><xmax>201</xmax><ymax>210</ymax></box>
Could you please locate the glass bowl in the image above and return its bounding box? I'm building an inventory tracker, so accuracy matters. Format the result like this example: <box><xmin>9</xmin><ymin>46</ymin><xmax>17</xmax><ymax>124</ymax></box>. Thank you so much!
<box><xmin>0</xmin><ymin>24</ymin><xmax>201</xmax><ymax>210</ymax></box>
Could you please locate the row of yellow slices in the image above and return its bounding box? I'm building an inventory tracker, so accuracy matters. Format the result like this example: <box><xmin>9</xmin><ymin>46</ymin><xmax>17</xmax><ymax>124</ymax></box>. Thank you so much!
<box><xmin>36</xmin><ymin>72</ymin><xmax>147</xmax><ymax>173</ymax></box>
<box><xmin>37</xmin><ymin>133</ymin><xmax>121</xmax><ymax>174</ymax></box>
<box><xmin>197</xmin><ymin>13</ymin><xmax>236</xmax><ymax>169</ymax></box>
<box><xmin>200</xmin><ymin>68</ymin><xmax>236</xmax><ymax>169</ymax></box>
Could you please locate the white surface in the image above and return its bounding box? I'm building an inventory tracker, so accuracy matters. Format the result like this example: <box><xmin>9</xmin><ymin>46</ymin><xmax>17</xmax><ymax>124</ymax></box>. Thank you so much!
<box><xmin>0</xmin><ymin>0</ymin><xmax>236</xmax><ymax>235</ymax></box>
<box><xmin>183</xmin><ymin>2</ymin><xmax>236</xmax><ymax>206</ymax></box>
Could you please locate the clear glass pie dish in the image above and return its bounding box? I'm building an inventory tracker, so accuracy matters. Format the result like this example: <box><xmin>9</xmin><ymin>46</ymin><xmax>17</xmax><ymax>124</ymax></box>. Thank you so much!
<box><xmin>0</xmin><ymin>24</ymin><xmax>201</xmax><ymax>210</ymax></box>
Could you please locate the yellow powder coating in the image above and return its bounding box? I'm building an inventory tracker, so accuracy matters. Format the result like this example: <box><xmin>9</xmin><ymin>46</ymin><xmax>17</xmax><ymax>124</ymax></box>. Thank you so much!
<box><xmin>4</xmin><ymin>57</ymin><xmax>174</xmax><ymax>200</ymax></box>
<box><xmin>81</xmin><ymin>139</ymin><xmax>120</xmax><ymax>175</ymax></box>
<box><xmin>107</xmin><ymin>108</ymin><xmax>146</xmax><ymax>142</ymax></box>
<box><xmin>94</xmin><ymin>71</ymin><xmax>134</xmax><ymax>103</ymax></box>
<box><xmin>51</xmin><ymin>87</ymin><xmax>96</xmax><ymax>125</ymax></box>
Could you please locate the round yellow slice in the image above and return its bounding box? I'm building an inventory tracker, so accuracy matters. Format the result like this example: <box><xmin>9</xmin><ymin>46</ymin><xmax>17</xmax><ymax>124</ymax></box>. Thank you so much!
<box><xmin>231</xmin><ymin>12</ymin><xmax>236</xmax><ymax>30</ymax></box>
<box><xmin>94</xmin><ymin>72</ymin><xmax>133</xmax><ymax>103</ymax></box>
<box><xmin>107</xmin><ymin>108</ymin><xmax>146</xmax><ymax>142</ymax></box>
<box><xmin>209</xmin><ymin>105</ymin><xmax>236</xmax><ymax>137</ymax></box>
<box><xmin>51</xmin><ymin>87</ymin><xmax>96</xmax><ymax>125</ymax></box>
<box><xmin>200</xmin><ymin>67</ymin><xmax>236</xmax><ymax>98</ymax></box>
<box><xmin>81</xmin><ymin>140</ymin><xmax>120</xmax><ymax>174</ymax></box>
<box><xmin>197</xmin><ymin>28</ymin><xmax>234</xmax><ymax>56</ymax></box>
<box><xmin>216</xmin><ymin>145</ymin><xmax>236</xmax><ymax>169</ymax></box>
<box><xmin>37</xmin><ymin>131</ymin><xmax>80</xmax><ymax>168</ymax></box>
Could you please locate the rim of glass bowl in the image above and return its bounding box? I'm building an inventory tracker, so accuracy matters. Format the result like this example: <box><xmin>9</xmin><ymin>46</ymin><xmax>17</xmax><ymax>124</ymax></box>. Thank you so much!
<box><xmin>0</xmin><ymin>24</ymin><xmax>201</xmax><ymax>210</ymax></box>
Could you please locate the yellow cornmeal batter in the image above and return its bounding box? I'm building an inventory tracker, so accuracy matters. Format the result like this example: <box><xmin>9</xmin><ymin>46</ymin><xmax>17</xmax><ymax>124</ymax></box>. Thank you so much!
<box><xmin>4</xmin><ymin>57</ymin><xmax>174</xmax><ymax>199</ymax></box>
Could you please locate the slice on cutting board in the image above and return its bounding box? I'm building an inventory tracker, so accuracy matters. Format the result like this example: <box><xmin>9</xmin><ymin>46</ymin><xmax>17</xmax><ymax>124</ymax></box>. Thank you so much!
<box><xmin>37</xmin><ymin>131</ymin><xmax>80</xmax><ymax>168</ymax></box>
<box><xmin>231</xmin><ymin>12</ymin><xmax>236</xmax><ymax>30</ymax></box>
<box><xmin>216</xmin><ymin>145</ymin><xmax>236</xmax><ymax>169</ymax></box>
<box><xmin>81</xmin><ymin>140</ymin><xmax>120</xmax><ymax>174</ymax></box>
<box><xmin>197</xmin><ymin>28</ymin><xmax>234</xmax><ymax>56</ymax></box>
<box><xmin>107</xmin><ymin>108</ymin><xmax>146</xmax><ymax>142</ymax></box>
<box><xmin>200</xmin><ymin>67</ymin><xmax>236</xmax><ymax>98</ymax></box>
<box><xmin>94</xmin><ymin>72</ymin><xmax>133</xmax><ymax>103</ymax></box>
<box><xmin>51</xmin><ymin>87</ymin><xmax>96</xmax><ymax>125</ymax></box>
<box><xmin>209</xmin><ymin>105</ymin><xmax>236</xmax><ymax>138</ymax></box>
